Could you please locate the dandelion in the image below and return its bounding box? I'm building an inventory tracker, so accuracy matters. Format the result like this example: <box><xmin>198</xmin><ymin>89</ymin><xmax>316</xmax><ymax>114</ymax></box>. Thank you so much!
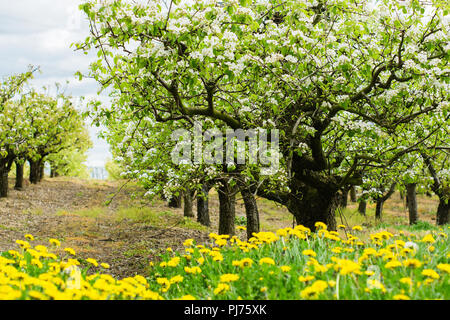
<box><xmin>49</xmin><ymin>239</ymin><xmax>61</xmax><ymax>247</ymax></box>
<box><xmin>178</xmin><ymin>295</ymin><xmax>196</xmax><ymax>300</ymax></box>
<box><xmin>400</xmin><ymin>277</ymin><xmax>413</xmax><ymax>286</ymax></box>
<box><xmin>259</xmin><ymin>257</ymin><xmax>275</xmax><ymax>266</ymax></box>
<box><xmin>385</xmin><ymin>260</ymin><xmax>402</xmax><ymax>269</ymax></box>
<box><xmin>64</xmin><ymin>248</ymin><xmax>76</xmax><ymax>256</ymax></box>
<box><xmin>367</xmin><ymin>279</ymin><xmax>386</xmax><ymax>293</ymax></box>
<box><xmin>184</xmin><ymin>266</ymin><xmax>202</xmax><ymax>274</ymax></box>
<box><xmin>421</xmin><ymin>234</ymin><xmax>435</xmax><ymax>244</ymax></box>
<box><xmin>183</xmin><ymin>239</ymin><xmax>194</xmax><ymax>247</ymax></box>
<box><xmin>403</xmin><ymin>259</ymin><xmax>422</xmax><ymax>268</ymax></box>
<box><xmin>298</xmin><ymin>275</ymin><xmax>315</xmax><ymax>282</ymax></box>
<box><xmin>280</xmin><ymin>266</ymin><xmax>291</xmax><ymax>273</ymax></box>
<box><xmin>213</xmin><ymin>283</ymin><xmax>230</xmax><ymax>295</ymax></box>
<box><xmin>86</xmin><ymin>258</ymin><xmax>98</xmax><ymax>267</ymax></box>
<box><xmin>24</xmin><ymin>234</ymin><xmax>35</xmax><ymax>241</ymax></box>
<box><xmin>302</xmin><ymin>249</ymin><xmax>317</xmax><ymax>257</ymax></box>
<box><xmin>352</xmin><ymin>225</ymin><xmax>363</xmax><ymax>231</ymax></box>
<box><xmin>167</xmin><ymin>257</ymin><xmax>180</xmax><ymax>267</ymax></box>
<box><xmin>314</xmin><ymin>222</ymin><xmax>327</xmax><ymax>230</ymax></box>
<box><xmin>220</xmin><ymin>274</ymin><xmax>239</xmax><ymax>283</ymax></box>
<box><xmin>393</xmin><ymin>294</ymin><xmax>410</xmax><ymax>300</ymax></box>
<box><xmin>436</xmin><ymin>263</ymin><xmax>450</xmax><ymax>274</ymax></box>
<box><xmin>100</xmin><ymin>263</ymin><xmax>110</xmax><ymax>269</ymax></box>
<box><xmin>169</xmin><ymin>275</ymin><xmax>184</xmax><ymax>284</ymax></box>
<box><xmin>421</xmin><ymin>269</ymin><xmax>439</xmax><ymax>279</ymax></box>
<box><xmin>300</xmin><ymin>280</ymin><xmax>328</xmax><ymax>299</ymax></box>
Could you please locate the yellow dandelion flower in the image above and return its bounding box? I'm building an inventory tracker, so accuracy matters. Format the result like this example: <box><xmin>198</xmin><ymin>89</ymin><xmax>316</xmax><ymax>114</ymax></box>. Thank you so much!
<box><xmin>100</xmin><ymin>263</ymin><xmax>110</xmax><ymax>269</ymax></box>
<box><xmin>64</xmin><ymin>248</ymin><xmax>76</xmax><ymax>256</ymax></box>
<box><xmin>280</xmin><ymin>265</ymin><xmax>291</xmax><ymax>273</ymax></box>
<box><xmin>86</xmin><ymin>258</ymin><xmax>98</xmax><ymax>267</ymax></box>
<box><xmin>213</xmin><ymin>283</ymin><xmax>230</xmax><ymax>295</ymax></box>
<box><xmin>49</xmin><ymin>239</ymin><xmax>61</xmax><ymax>247</ymax></box>
<box><xmin>302</xmin><ymin>249</ymin><xmax>317</xmax><ymax>257</ymax></box>
<box><xmin>436</xmin><ymin>263</ymin><xmax>450</xmax><ymax>274</ymax></box>
<box><xmin>219</xmin><ymin>274</ymin><xmax>239</xmax><ymax>283</ymax></box>
<box><xmin>400</xmin><ymin>277</ymin><xmax>413</xmax><ymax>286</ymax></box>
<box><xmin>393</xmin><ymin>294</ymin><xmax>410</xmax><ymax>300</ymax></box>
<box><xmin>421</xmin><ymin>269</ymin><xmax>439</xmax><ymax>279</ymax></box>
<box><xmin>24</xmin><ymin>234</ymin><xmax>34</xmax><ymax>241</ymax></box>
<box><xmin>183</xmin><ymin>239</ymin><xmax>194</xmax><ymax>247</ymax></box>
<box><xmin>259</xmin><ymin>257</ymin><xmax>275</xmax><ymax>266</ymax></box>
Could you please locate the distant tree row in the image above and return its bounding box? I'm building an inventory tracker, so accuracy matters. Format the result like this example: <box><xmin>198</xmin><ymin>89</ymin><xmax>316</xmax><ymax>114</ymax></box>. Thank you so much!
<box><xmin>0</xmin><ymin>67</ymin><xmax>92</xmax><ymax>197</ymax></box>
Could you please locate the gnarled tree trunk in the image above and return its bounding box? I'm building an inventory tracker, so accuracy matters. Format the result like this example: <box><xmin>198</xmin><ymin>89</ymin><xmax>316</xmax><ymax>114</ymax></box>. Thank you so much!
<box><xmin>0</xmin><ymin>158</ymin><xmax>14</xmax><ymax>198</ymax></box>
<box><xmin>286</xmin><ymin>185</ymin><xmax>338</xmax><ymax>232</ymax></box>
<box><xmin>197</xmin><ymin>183</ymin><xmax>212</xmax><ymax>227</ymax></box>
<box><xmin>240</xmin><ymin>186</ymin><xmax>260</xmax><ymax>240</ymax></box>
<box><xmin>14</xmin><ymin>161</ymin><xmax>24</xmax><ymax>191</ymax></box>
<box><xmin>436</xmin><ymin>199</ymin><xmax>449</xmax><ymax>225</ymax></box>
<box><xmin>218</xmin><ymin>179</ymin><xmax>236</xmax><ymax>236</ymax></box>
<box><xmin>183</xmin><ymin>188</ymin><xmax>195</xmax><ymax>218</ymax></box>
<box><xmin>358</xmin><ymin>199</ymin><xmax>367</xmax><ymax>216</ymax></box>
<box><xmin>350</xmin><ymin>186</ymin><xmax>357</xmax><ymax>202</ymax></box>
<box><xmin>168</xmin><ymin>193</ymin><xmax>182</xmax><ymax>208</ymax></box>
<box><xmin>29</xmin><ymin>159</ymin><xmax>41</xmax><ymax>184</ymax></box>
<box><xmin>406</xmin><ymin>183</ymin><xmax>418</xmax><ymax>225</ymax></box>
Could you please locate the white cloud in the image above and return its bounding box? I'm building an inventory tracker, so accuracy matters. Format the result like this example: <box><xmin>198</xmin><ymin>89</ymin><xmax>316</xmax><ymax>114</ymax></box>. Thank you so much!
<box><xmin>0</xmin><ymin>0</ymin><xmax>112</xmax><ymax>168</ymax></box>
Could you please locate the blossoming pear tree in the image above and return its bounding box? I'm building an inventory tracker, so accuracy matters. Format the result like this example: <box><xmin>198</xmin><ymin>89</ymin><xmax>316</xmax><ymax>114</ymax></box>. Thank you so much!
<box><xmin>76</xmin><ymin>0</ymin><xmax>449</xmax><ymax>231</ymax></box>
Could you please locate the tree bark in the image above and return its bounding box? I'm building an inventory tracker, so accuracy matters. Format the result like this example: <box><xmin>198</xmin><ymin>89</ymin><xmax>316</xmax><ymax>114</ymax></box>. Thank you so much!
<box><xmin>183</xmin><ymin>188</ymin><xmax>195</xmax><ymax>218</ymax></box>
<box><xmin>358</xmin><ymin>199</ymin><xmax>367</xmax><ymax>216</ymax></box>
<box><xmin>0</xmin><ymin>165</ymin><xmax>9</xmax><ymax>198</ymax></box>
<box><xmin>286</xmin><ymin>185</ymin><xmax>338</xmax><ymax>232</ymax></box>
<box><xmin>374</xmin><ymin>182</ymin><xmax>396</xmax><ymax>221</ymax></box>
<box><xmin>38</xmin><ymin>161</ymin><xmax>45</xmax><ymax>182</ymax></box>
<box><xmin>14</xmin><ymin>161</ymin><xmax>24</xmax><ymax>191</ymax></box>
<box><xmin>338</xmin><ymin>187</ymin><xmax>349</xmax><ymax>208</ymax></box>
<box><xmin>350</xmin><ymin>186</ymin><xmax>357</xmax><ymax>202</ymax></box>
<box><xmin>197</xmin><ymin>183</ymin><xmax>211</xmax><ymax>227</ymax></box>
<box><xmin>168</xmin><ymin>193</ymin><xmax>182</xmax><ymax>208</ymax></box>
<box><xmin>406</xmin><ymin>183</ymin><xmax>418</xmax><ymax>225</ymax></box>
<box><xmin>240</xmin><ymin>187</ymin><xmax>260</xmax><ymax>240</ymax></box>
<box><xmin>375</xmin><ymin>199</ymin><xmax>383</xmax><ymax>220</ymax></box>
<box><xmin>29</xmin><ymin>160</ymin><xmax>41</xmax><ymax>184</ymax></box>
<box><xmin>436</xmin><ymin>198</ymin><xmax>449</xmax><ymax>225</ymax></box>
<box><xmin>218</xmin><ymin>179</ymin><xmax>236</xmax><ymax>236</ymax></box>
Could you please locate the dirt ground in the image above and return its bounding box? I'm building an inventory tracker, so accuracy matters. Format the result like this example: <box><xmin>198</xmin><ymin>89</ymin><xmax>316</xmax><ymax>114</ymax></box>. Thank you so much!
<box><xmin>0</xmin><ymin>176</ymin><xmax>440</xmax><ymax>278</ymax></box>
<box><xmin>0</xmin><ymin>177</ymin><xmax>293</xmax><ymax>278</ymax></box>
<box><xmin>0</xmin><ymin>178</ymin><xmax>213</xmax><ymax>278</ymax></box>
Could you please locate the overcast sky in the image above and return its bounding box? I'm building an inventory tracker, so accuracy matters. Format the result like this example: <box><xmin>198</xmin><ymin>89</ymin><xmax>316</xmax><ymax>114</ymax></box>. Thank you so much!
<box><xmin>0</xmin><ymin>0</ymin><xmax>112</xmax><ymax>167</ymax></box>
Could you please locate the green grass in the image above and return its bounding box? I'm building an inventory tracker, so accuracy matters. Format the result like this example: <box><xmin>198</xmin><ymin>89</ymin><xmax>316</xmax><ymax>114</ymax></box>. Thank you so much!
<box><xmin>115</xmin><ymin>207</ymin><xmax>208</xmax><ymax>231</ymax></box>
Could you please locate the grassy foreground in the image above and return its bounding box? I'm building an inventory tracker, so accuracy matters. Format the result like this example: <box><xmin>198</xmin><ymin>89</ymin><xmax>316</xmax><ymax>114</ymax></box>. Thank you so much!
<box><xmin>1</xmin><ymin>222</ymin><xmax>449</xmax><ymax>300</ymax></box>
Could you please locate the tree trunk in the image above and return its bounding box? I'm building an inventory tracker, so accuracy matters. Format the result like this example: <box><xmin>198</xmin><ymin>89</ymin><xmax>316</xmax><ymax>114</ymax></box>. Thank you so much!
<box><xmin>183</xmin><ymin>189</ymin><xmax>195</xmax><ymax>218</ymax></box>
<box><xmin>358</xmin><ymin>200</ymin><xmax>367</xmax><ymax>216</ymax></box>
<box><xmin>38</xmin><ymin>161</ymin><xmax>45</xmax><ymax>182</ymax></box>
<box><xmin>406</xmin><ymin>183</ymin><xmax>418</xmax><ymax>225</ymax></box>
<box><xmin>0</xmin><ymin>164</ymin><xmax>9</xmax><ymax>198</ymax></box>
<box><xmin>240</xmin><ymin>187</ymin><xmax>260</xmax><ymax>240</ymax></box>
<box><xmin>14</xmin><ymin>161</ymin><xmax>24</xmax><ymax>191</ymax></box>
<box><xmin>436</xmin><ymin>198</ymin><xmax>449</xmax><ymax>225</ymax></box>
<box><xmin>375</xmin><ymin>199</ymin><xmax>383</xmax><ymax>220</ymax></box>
<box><xmin>338</xmin><ymin>187</ymin><xmax>349</xmax><ymax>208</ymax></box>
<box><xmin>197</xmin><ymin>184</ymin><xmax>211</xmax><ymax>227</ymax></box>
<box><xmin>350</xmin><ymin>186</ymin><xmax>357</xmax><ymax>202</ymax></box>
<box><xmin>50</xmin><ymin>165</ymin><xmax>60</xmax><ymax>178</ymax></box>
<box><xmin>29</xmin><ymin>160</ymin><xmax>40</xmax><ymax>184</ymax></box>
<box><xmin>286</xmin><ymin>185</ymin><xmax>338</xmax><ymax>232</ymax></box>
<box><xmin>218</xmin><ymin>179</ymin><xmax>236</xmax><ymax>236</ymax></box>
<box><xmin>168</xmin><ymin>193</ymin><xmax>182</xmax><ymax>208</ymax></box>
